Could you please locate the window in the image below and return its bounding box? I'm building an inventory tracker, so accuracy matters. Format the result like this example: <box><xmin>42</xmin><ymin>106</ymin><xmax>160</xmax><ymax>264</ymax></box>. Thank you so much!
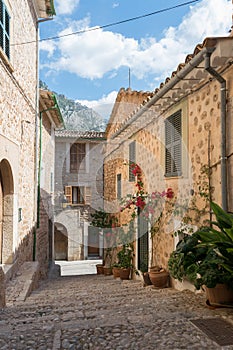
<box><xmin>117</xmin><ymin>174</ymin><xmax>122</xmax><ymax>200</ymax></box>
<box><xmin>165</xmin><ymin>110</ymin><xmax>182</xmax><ymax>177</ymax></box>
<box><xmin>0</xmin><ymin>0</ymin><xmax>10</xmax><ymax>59</ymax></box>
<box><xmin>129</xmin><ymin>141</ymin><xmax>136</xmax><ymax>182</ymax></box>
<box><xmin>70</xmin><ymin>143</ymin><xmax>86</xmax><ymax>172</ymax></box>
<box><xmin>64</xmin><ymin>186</ymin><xmax>91</xmax><ymax>205</ymax></box>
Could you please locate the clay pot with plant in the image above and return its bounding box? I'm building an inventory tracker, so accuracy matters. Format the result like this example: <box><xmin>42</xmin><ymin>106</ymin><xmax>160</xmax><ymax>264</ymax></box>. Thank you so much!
<box><xmin>168</xmin><ymin>202</ymin><xmax>233</xmax><ymax>306</ymax></box>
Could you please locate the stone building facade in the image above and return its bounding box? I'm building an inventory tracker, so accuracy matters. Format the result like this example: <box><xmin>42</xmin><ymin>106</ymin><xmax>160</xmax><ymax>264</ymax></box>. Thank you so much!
<box><xmin>0</xmin><ymin>0</ymin><xmax>55</xmax><ymax>285</ymax></box>
<box><xmin>54</xmin><ymin>130</ymin><xmax>105</xmax><ymax>261</ymax></box>
<box><xmin>104</xmin><ymin>36</ymin><xmax>233</xmax><ymax>289</ymax></box>
<box><xmin>37</xmin><ymin>89</ymin><xmax>64</xmax><ymax>278</ymax></box>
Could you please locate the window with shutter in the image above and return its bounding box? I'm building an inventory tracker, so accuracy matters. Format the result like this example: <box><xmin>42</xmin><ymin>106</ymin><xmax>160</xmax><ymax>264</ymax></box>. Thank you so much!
<box><xmin>64</xmin><ymin>186</ymin><xmax>90</xmax><ymax>205</ymax></box>
<box><xmin>117</xmin><ymin>174</ymin><xmax>122</xmax><ymax>200</ymax></box>
<box><xmin>165</xmin><ymin>110</ymin><xmax>182</xmax><ymax>177</ymax></box>
<box><xmin>0</xmin><ymin>0</ymin><xmax>10</xmax><ymax>60</ymax></box>
<box><xmin>70</xmin><ymin>143</ymin><xmax>86</xmax><ymax>173</ymax></box>
<box><xmin>129</xmin><ymin>141</ymin><xmax>136</xmax><ymax>182</ymax></box>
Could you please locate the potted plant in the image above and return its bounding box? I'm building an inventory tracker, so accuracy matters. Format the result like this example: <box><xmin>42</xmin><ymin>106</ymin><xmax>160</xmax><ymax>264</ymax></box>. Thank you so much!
<box><xmin>148</xmin><ymin>265</ymin><xmax>169</xmax><ymax>288</ymax></box>
<box><xmin>117</xmin><ymin>243</ymin><xmax>135</xmax><ymax>280</ymax></box>
<box><xmin>112</xmin><ymin>263</ymin><xmax>121</xmax><ymax>278</ymax></box>
<box><xmin>168</xmin><ymin>202</ymin><xmax>233</xmax><ymax>306</ymax></box>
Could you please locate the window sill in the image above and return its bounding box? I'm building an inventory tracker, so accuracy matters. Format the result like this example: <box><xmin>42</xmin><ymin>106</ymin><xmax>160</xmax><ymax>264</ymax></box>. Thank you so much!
<box><xmin>164</xmin><ymin>175</ymin><xmax>183</xmax><ymax>180</ymax></box>
<box><xmin>0</xmin><ymin>48</ymin><xmax>14</xmax><ymax>73</ymax></box>
<box><xmin>62</xmin><ymin>203</ymin><xmax>87</xmax><ymax>208</ymax></box>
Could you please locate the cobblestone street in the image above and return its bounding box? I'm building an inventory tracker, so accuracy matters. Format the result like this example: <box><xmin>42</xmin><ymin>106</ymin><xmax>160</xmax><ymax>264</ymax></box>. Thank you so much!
<box><xmin>1</xmin><ymin>269</ymin><xmax>233</xmax><ymax>350</ymax></box>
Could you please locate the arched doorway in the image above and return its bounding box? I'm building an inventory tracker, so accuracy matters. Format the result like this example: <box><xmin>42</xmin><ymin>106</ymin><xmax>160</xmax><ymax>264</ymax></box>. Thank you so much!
<box><xmin>54</xmin><ymin>223</ymin><xmax>68</xmax><ymax>260</ymax></box>
<box><xmin>0</xmin><ymin>159</ymin><xmax>14</xmax><ymax>264</ymax></box>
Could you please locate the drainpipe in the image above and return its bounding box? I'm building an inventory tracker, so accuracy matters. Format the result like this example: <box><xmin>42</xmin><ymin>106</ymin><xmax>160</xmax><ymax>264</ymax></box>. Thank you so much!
<box><xmin>204</xmin><ymin>51</ymin><xmax>227</xmax><ymax>211</ymax></box>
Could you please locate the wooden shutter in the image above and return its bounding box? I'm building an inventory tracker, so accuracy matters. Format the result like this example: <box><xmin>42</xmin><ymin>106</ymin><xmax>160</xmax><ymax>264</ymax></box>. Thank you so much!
<box><xmin>84</xmin><ymin>187</ymin><xmax>91</xmax><ymax>205</ymax></box>
<box><xmin>64</xmin><ymin>186</ymin><xmax>72</xmax><ymax>205</ymax></box>
<box><xmin>165</xmin><ymin>110</ymin><xmax>182</xmax><ymax>177</ymax></box>
<box><xmin>129</xmin><ymin>141</ymin><xmax>136</xmax><ymax>182</ymax></box>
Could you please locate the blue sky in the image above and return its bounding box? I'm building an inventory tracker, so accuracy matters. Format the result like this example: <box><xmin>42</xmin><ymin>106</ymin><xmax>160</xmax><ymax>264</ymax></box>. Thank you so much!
<box><xmin>39</xmin><ymin>0</ymin><xmax>232</xmax><ymax>119</ymax></box>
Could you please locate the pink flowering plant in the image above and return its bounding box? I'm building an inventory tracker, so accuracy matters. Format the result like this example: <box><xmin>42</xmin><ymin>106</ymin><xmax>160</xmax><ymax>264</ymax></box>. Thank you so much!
<box><xmin>120</xmin><ymin>163</ymin><xmax>174</xmax><ymax>227</ymax></box>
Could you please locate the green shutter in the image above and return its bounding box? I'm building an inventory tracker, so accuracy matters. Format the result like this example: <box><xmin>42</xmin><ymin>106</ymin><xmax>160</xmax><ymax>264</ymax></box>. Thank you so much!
<box><xmin>165</xmin><ymin>110</ymin><xmax>182</xmax><ymax>177</ymax></box>
<box><xmin>0</xmin><ymin>1</ymin><xmax>3</xmax><ymax>24</ymax></box>
<box><xmin>0</xmin><ymin>1</ymin><xmax>10</xmax><ymax>59</ymax></box>
<box><xmin>117</xmin><ymin>174</ymin><xmax>121</xmax><ymax>200</ymax></box>
<box><xmin>129</xmin><ymin>141</ymin><xmax>136</xmax><ymax>182</ymax></box>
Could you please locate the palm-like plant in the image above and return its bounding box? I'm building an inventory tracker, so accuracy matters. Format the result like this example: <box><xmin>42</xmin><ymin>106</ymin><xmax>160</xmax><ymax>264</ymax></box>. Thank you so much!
<box><xmin>196</xmin><ymin>202</ymin><xmax>233</xmax><ymax>275</ymax></box>
<box><xmin>168</xmin><ymin>202</ymin><xmax>233</xmax><ymax>290</ymax></box>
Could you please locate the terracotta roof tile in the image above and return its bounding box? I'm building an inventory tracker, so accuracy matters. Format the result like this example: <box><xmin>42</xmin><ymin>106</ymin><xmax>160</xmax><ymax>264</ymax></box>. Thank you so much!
<box><xmin>55</xmin><ymin>130</ymin><xmax>106</xmax><ymax>139</ymax></box>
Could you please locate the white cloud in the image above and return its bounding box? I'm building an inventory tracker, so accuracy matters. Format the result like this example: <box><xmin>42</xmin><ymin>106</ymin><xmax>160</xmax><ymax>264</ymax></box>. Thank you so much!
<box><xmin>55</xmin><ymin>0</ymin><xmax>79</xmax><ymax>15</ymax></box>
<box><xmin>112</xmin><ymin>3</ymin><xmax>119</xmax><ymax>8</ymax></box>
<box><xmin>46</xmin><ymin>0</ymin><xmax>231</xmax><ymax>81</ymax></box>
<box><xmin>39</xmin><ymin>40</ymin><xmax>57</xmax><ymax>57</ymax></box>
<box><xmin>56</xmin><ymin>26</ymin><xmax>137</xmax><ymax>79</ymax></box>
<box><xmin>77</xmin><ymin>91</ymin><xmax>118</xmax><ymax>119</ymax></box>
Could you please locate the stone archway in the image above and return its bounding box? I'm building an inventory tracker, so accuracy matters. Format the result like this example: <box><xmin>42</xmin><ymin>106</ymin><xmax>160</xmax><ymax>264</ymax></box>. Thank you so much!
<box><xmin>0</xmin><ymin>159</ymin><xmax>14</xmax><ymax>264</ymax></box>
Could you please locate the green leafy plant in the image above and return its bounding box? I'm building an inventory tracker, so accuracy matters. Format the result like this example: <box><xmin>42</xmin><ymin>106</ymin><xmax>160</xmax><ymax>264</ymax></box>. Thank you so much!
<box><xmin>196</xmin><ymin>202</ymin><xmax>233</xmax><ymax>276</ymax></box>
<box><xmin>91</xmin><ymin>209</ymin><xmax>118</xmax><ymax>228</ymax></box>
<box><xmin>168</xmin><ymin>202</ymin><xmax>233</xmax><ymax>290</ymax></box>
<box><xmin>117</xmin><ymin>243</ymin><xmax>134</xmax><ymax>269</ymax></box>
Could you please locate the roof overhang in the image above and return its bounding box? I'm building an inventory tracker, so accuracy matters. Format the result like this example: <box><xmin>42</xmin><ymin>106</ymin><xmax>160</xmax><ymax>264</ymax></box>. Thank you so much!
<box><xmin>55</xmin><ymin>130</ymin><xmax>106</xmax><ymax>141</ymax></box>
<box><xmin>111</xmin><ymin>36</ymin><xmax>233</xmax><ymax>141</ymax></box>
<box><xmin>39</xmin><ymin>89</ymin><xmax>64</xmax><ymax>129</ymax></box>
<box><xmin>33</xmin><ymin>0</ymin><xmax>56</xmax><ymax>19</ymax></box>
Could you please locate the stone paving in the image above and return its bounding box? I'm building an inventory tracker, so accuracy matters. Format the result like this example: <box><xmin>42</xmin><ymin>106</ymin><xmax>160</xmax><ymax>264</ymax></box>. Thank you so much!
<box><xmin>1</xmin><ymin>271</ymin><xmax>233</xmax><ymax>350</ymax></box>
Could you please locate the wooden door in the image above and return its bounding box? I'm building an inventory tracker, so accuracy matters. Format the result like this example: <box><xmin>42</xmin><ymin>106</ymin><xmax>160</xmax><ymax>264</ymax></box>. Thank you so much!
<box><xmin>137</xmin><ymin>212</ymin><xmax>149</xmax><ymax>272</ymax></box>
<box><xmin>88</xmin><ymin>226</ymin><xmax>99</xmax><ymax>257</ymax></box>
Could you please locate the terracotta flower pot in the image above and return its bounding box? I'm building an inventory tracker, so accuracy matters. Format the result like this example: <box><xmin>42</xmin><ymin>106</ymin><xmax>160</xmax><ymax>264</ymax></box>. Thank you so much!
<box><xmin>205</xmin><ymin>284</ymin><xmax>233</xmax><ymax>305</ymax></box>
<box><xmin>96</xmin><ymin>264</ymin><xmax>104</xmax><ymax>274</ymax></box>
<box><xmin>103</xmin><ymin>266</ymin><xmax>112</xmax><ymax>276</ymax></box>
<box><xmin>142</xmin><ymin>272</ymin><xmax>152</xmax><ymax>286</ymax></box>
<box><xmin>119</xmin><ymin>267</ymin><xmax>131</xmax><ymax>280</ymax></box>
<box><xmin>148</xmin><ymin>269</ymin><xmax>169</xmax><ymax>288</ymax></box>
<box><xmin>112</xmin><ymin>267</ymin><xmax>121</xmax><ymax>278</ymax></box>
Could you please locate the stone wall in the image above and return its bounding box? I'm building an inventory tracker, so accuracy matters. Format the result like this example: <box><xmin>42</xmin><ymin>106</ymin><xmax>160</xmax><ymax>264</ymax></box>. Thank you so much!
<box><xmin>35</xmin><ymin>113</ymin><xmax>55</xmax><ymax>278</ymax></box>
<box><xmin>106</xmin><ymin>88</ymin><xmax>153</xmax><ymax>138</ymax></box>
<box><xmin>104</xmin><ymin>64</ymin><xmax>233</xmax><ymax>272</ymax></box>
<box><xmin>0</xmin><ymin>266</ymin><xmax>6</xmax><ymax>308</ymax></box>
<box><xmin>0</xmin><ymin>1</ymin><xmax>48</xmax><ymax>280</ymax></box>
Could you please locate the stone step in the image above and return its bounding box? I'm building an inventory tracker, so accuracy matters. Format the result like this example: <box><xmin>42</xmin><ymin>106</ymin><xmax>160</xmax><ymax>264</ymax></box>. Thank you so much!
<box><xmin>5</xmin><ymin>261</ymin><xmax>39</xmax><ymax>306</ymax></box>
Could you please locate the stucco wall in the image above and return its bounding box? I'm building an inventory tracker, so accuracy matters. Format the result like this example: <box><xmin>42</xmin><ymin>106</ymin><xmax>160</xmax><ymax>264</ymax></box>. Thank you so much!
<box><xmin>54</xmin><ymin>137</ymin><xmax>105</xmax><ymax>260</ymax></box>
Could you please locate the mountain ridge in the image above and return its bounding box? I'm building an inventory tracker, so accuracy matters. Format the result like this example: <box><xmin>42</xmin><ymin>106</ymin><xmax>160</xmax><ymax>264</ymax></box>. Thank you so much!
<box><xmin>39</xmin><ymin>81</ymin><xmax>107</xmax><ymax>131</ymax></box>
